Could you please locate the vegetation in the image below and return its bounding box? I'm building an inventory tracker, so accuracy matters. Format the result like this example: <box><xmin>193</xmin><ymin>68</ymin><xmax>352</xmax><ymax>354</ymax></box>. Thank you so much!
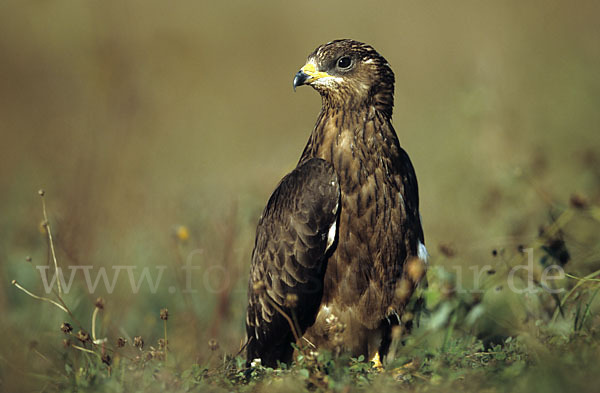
<box><xmin>2</xmin><ymin>1</ymin><xmax>600</xmax><ymax>392</ymax></box>
<box><xmin>5</xmin><ymin>190</ymin><xmax>600</xmax><ymax>392</ymax></box>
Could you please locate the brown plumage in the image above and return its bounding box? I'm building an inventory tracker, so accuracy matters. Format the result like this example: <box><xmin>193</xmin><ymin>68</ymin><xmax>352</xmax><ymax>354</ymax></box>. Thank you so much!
<box><xmin>246</xmin><ymin>39</ymin><xmax>427</xmax><ymax>367</ymax></box>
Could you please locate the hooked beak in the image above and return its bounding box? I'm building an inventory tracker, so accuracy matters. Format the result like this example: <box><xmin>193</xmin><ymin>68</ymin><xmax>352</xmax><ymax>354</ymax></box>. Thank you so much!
<box><xmin>293</xmin><ymin>70</ymin><xmax>310</xmax><ymax>91</ymax></box>
<box><xmin>292</xmin><ymin>61</ymin><xmax>332</xmax><ymax>91</ymax></box>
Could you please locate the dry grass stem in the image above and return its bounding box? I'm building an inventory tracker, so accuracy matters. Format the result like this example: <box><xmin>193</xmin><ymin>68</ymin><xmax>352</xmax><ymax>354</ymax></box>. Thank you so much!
<box><xmin>39</xmin><ymin>190</ymin><xmax>62</xmax><ymax>296</ymax></box>
<box><xmin>11</xmin><ymin>280</ymin><xmax>68</xmax><ymax>313</ymax></box>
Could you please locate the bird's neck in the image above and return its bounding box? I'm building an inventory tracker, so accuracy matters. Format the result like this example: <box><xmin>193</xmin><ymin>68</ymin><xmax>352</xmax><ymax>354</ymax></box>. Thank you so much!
<box><xmin>299</xmin><ymin>104</ymin><xmax>401</xmax><ymax>170</ymax></box>
<box><xmin>319</xmin><ymin>86</ymin><xmax>394</xmax><ymax>119</ymax></box>
<box><xmin>370</xmin><ymin>83</ymin><xmax>394</xmax><ymax>119</ymax></box>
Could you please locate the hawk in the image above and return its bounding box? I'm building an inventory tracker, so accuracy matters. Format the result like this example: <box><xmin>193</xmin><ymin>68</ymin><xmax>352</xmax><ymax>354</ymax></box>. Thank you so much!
<box><xmin>245</xmin><ymin>39</ymin><xmax>427</xmax><ymax>368</ymax></box>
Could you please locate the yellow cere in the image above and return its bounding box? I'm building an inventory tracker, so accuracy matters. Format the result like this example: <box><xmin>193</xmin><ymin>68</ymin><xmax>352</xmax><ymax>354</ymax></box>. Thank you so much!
<box><xmin>300</xmin><ymin>62</ymin><xmax>332</xmax><ymax>82</ymax></box>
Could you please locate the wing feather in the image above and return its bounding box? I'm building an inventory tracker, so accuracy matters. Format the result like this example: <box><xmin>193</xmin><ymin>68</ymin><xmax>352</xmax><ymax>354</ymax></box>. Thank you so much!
<box><xmin>246</xmin><ymin>158</ymin><xmax>340</xmax><ymax>367</ymax></box>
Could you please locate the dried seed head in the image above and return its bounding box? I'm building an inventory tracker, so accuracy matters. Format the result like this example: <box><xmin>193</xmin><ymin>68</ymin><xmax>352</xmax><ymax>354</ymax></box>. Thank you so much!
<box><xmin>116</xmin><ymin>337</ymin><xmax>127</xmax><ymax>348</ymax></box>
<box><xmin>76</xmin><ymin>330</ymin><xmax>90</xmax><ymax>343</ymax></box>
<box><xmin>25</xmin><ymin>256</ymin><xmax>32</xmax><ymax>262</ymax></box>
<box><xmin>405</xmin><ymin>257</ymin><xmax>426</xmax><ymax>284</ymax></box>
<box><xmin>394</xmin><ymin>278</ymin><xmax>413</xmax><ymax>304</ymax></box>
<box><xmin>208</xmin><ymin>338</ymin><xmax>219</xmax><ymax>351</ymax></box>
<box><xmin>284</xmin><ymin>293</ymin><xmax>298</xmax><ymax>308</ymax></box>
<box><xmin>158</xmin><ymin>338</ymin><xmax>167</xmax><ymax>350</ymax></box>
<box><xmin>438</xmin><ymin>243</ymin><xmax>456</xmax><ymax>258</ymax></box>
<box><xmin>102</xmin><ymin>353</ymin><xmax>112</xmax><ymax>366</ymax></box>
<box><xmin>151</xmin><ymin>349</ymin><xmax>165</xmax><ymax>361</ymax></box>
<box><xmin>133</xmin><ymin>336</ymin><xmax>144</xmax><ymax>350</ymax></box>
<box><xmin>253</xmin><ymin>280</ymin><xmax>266</xmax><ymax>294</ymax></box>
<box><xmin>38</xmin><ymin>189</ymin><xmax>45</xmax><ymax>197</ymax></box>
<box><xmin>570</xmin><ymin>193</ymin><xmax>588</xmax><ymax>209</ymax></box>
<box><xmin>160</xmin><ymin>308</ymin><xmax>169</xmax><ymax>321</ymax></box>
<box><xmin>101</xmin><ymin>353</ymin><xmax>112</xmax><ymax>366</ymax></box>
<box><xmin>61</xmin><ymin>322</ymin><xmax>73</xmax><ymax>334</ymax></box>
<box><xmin>401</xmin><ymin>312</ymin><xmax>414</xmax><ymax>323</ymax></box>
<box><xmin>545</xmin><ymin>237</ymin><xmax>570</xmax><ymax>266</ymax></box>
<box><xmin>94</xmin><ymin>297</ymin><xmax>105</xmax><ymax>310</ymax></box>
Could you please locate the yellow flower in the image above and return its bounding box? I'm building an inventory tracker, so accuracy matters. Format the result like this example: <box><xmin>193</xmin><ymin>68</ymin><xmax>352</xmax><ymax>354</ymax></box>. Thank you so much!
<box><xmin>176</xmin><ymin>225</ymin><xmax>189</xmax><ymax>241</ymax></box>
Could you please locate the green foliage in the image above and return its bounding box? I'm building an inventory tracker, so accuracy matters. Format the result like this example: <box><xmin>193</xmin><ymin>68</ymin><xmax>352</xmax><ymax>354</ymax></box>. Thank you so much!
<box><xmin>3</xmin><ymin>3</ymin><xmax>600</xmax><ymax>392</ymax></box>
<box><xmin>6</xmin><ymin>199</ymin><xmax>600</xmax><ymax>393</ymax></box>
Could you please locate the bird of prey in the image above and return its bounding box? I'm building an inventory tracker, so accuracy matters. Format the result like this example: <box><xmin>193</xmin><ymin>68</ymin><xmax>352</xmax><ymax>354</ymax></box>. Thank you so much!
<box><xmin>245</xmin><ymin>39</ymin><xmax>427</xmax><ymax>368</ymax></box>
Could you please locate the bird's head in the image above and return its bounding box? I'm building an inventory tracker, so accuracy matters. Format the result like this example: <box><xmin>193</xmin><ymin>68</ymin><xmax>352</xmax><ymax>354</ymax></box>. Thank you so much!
<box><xmin>293</xmin><ymin>39</ymin><xmax>395</xmax><ymax>117</ymax></box>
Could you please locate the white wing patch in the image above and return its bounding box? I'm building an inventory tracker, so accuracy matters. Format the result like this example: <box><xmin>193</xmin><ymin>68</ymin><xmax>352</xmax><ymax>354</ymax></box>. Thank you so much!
<box><xmin>326</xmin><ymin>191</ymin><xmax>339</xmax><ymax>252</ymax></box>
<box><xmin>326</xmin><ymin>220</ymin><xmax>337</xmax><ymax>252</ymax></box>
<box><xmin>418</xmin><ymin>241</ymin><xmax>429</xmax><ymax>264</ymax></box>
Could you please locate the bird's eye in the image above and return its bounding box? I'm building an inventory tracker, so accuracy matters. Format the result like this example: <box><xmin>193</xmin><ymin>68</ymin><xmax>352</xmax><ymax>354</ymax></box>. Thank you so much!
<box><xmin>336</xmin><ymin>56</ymin><xmax>352</xmax><ymax>69</ymax></box>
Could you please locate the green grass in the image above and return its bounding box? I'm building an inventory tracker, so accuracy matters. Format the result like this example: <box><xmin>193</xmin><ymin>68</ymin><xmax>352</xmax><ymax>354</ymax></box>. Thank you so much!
<box><xmin>5</xmin><ymin>193</ymin><xmax>600</xmax><ymax>392</ymax></box>
<box><xmin>2</xmin><ymin>1</ymin><xmax>600</xmax><ymax>392</ymax></box>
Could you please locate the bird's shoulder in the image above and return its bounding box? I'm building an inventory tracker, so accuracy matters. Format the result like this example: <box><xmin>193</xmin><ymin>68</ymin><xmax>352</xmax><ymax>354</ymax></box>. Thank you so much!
<box><xmin>257</xmin><ymin>157</ymin><xmax>339</xmax><ymax>237</ymax></box>
<box><xmin>250</xmin><ymin>157</ymin><xmax>340</xmax><ymax>306</ymax></box>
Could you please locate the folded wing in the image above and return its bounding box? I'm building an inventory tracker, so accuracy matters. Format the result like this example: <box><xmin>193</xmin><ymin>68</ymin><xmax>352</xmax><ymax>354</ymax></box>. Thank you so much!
<box><xmin>246</xmin><ymin>158</ymin><xmax>340</xmax><ymax>367</ymax></box>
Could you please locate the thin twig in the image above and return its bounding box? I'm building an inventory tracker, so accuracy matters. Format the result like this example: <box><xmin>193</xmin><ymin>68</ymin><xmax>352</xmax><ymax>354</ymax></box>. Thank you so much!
<box><xmin>264</xmin><ymin>295</ymin><xmax>300</xmax><ymax>343</ymax></box>
<box><xmin>71</xmin><ymin>344</ymin><xmax>100</xmax><ymax>358</ymax></box>
<box><xmin>164</xmin><ymin>319</ymin><xmax>168</xmax><ymax>362</ymax></box>
<box><xmin>92</xmin><ymin>307</ymin><xmax>99</xmax><ymax>342</ymax></box>
<box><xmin>577</xmin><ymin>287</ymin><xmax>600</xmax><ymax>331</ymax></box>
<box><xmin>40</xmin><ymin>192</ymin><xmax>62</xmax><ymax>296</ymax></box>
<box><xmin>552</xmin><ymin>268</ymin><xmax>600</xmax><ymax>323</ymax></box>
<box><xmin>11</xmin><ymin>280</ymin><xmax>68</xmax><ymax>313</ymax></box>
<box><xmin>566</xmin><ymin>273</ymin><xmax>600</xmax><ymax>282</ymax></box>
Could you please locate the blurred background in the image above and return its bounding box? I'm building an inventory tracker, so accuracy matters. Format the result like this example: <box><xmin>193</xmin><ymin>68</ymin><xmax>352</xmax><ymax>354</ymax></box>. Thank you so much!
<box><xmin>1</xmin><ymin>0</ymin><xmax>600</xmax><ymax>389</ymax></box>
